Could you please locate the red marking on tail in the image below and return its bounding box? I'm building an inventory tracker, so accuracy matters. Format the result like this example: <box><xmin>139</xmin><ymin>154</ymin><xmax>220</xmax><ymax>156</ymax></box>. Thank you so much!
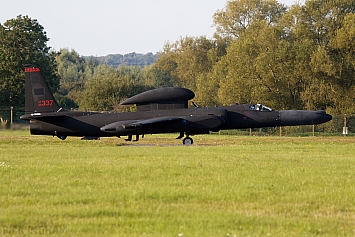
<box><xmin>24</xmin><ymin>68</ymin><xmax>40</xmax><ymax>72</ymax></box>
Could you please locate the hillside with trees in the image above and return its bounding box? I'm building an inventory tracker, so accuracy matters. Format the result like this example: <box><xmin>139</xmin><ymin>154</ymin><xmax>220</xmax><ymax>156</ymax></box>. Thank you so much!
<box><xmin>85</xmin><ymin>52</ymin><xmax>159</xmax><ymax>68</ymax></box>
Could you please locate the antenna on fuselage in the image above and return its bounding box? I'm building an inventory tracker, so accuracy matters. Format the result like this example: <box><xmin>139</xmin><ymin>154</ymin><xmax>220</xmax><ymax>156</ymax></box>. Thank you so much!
<box><xmin>192</xmin><ymin>102</ymin><xmax>200</xmax><ymax>108</ymax></box>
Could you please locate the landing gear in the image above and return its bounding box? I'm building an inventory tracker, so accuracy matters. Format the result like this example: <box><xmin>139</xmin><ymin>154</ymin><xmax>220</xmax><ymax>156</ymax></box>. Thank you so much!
<box><xmin>55</xmin><ymin>131</ymin><xmax>67</xmax><ymax>140</ymax></box>
<box><xmin>182</xmin><ymin>137</ymin><xmax>193</xmax><ymax>145</ymax></box>
<box><xmin>178</xmin><ymin>132</ymin><xmax>194</xmax><ymax>145</ymax></box>
<box><xmin>176</xmin><ymin>132</ymin><xmax>184</xmax><ymax>139</ymax></box>
<box><xmin>125</xmin><ymin>134</ymin><xmax>142</xmax><ymax>142</ymax></box>
<box><xmin>133</xmin><ymin>135</ymin><xmax>139</xmax><ymax>141</ymax></box>
<box><xmin>125</xmin><ymin>134</ymin><xmax>133</xmax><ymax>141</ymax></box>
<box><xmin>57</xmin><ymin>135</ymin><xmax>67</xmax><ymax>140</ymax></box>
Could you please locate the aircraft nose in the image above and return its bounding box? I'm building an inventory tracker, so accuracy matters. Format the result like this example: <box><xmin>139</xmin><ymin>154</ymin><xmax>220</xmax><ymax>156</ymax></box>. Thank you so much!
<box><xmin>325</xmin><ymin>113</ymin><xmax>332</xmax><ymax>122</ymax></box>
<box><xmin>316</xmin><ymin>111</ymin><xmax>332</xmax><ymax>124</ymax></box>
<box><xmin>279</xmin><ymin>110</ymin><xmax>332</xmax><ymax>126</ymax></box>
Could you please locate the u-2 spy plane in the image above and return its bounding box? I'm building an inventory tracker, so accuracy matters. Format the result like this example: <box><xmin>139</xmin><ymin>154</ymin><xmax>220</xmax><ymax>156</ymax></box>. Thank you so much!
<box><xmin>20</xmin><ymin>64</ymin><xmax>332</xmax><ymax>145</ymax></box>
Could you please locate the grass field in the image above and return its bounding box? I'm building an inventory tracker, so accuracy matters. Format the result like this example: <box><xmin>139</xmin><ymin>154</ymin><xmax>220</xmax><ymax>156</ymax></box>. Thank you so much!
<box><xmin>1</xmin><ymin>130</ymin><xmax>355</xmax><ymax>236</ymax></box>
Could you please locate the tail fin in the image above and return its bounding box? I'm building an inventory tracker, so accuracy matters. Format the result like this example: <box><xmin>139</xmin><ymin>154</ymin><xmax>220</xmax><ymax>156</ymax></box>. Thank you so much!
<box><xmin>24</xmin><ymin>64</ymin><xmax>61</xmax><ymax>113</ymax></box>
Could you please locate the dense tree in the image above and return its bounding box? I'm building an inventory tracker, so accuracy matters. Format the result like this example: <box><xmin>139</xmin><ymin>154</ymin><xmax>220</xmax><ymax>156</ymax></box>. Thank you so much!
<box><xmin>78</xmin><ymin>64</ymin><xmax>150</xmax><ymax>111</ymax></box>
<box><xmin>212</xmin><ymin>1</ymin><xmax>294</xmax><ymax>109</ymax></box>
<box><xmin>208</xmin><ymin>0</ymin><xmax>355</xmax><ymax>113</ymax></box>
<box><xmin>213</xmin><ymin>0</ymin><xmax>287</xmax><ymax>39</ymax></box>
<box><xmin>56</xmin><ymin>49</ymin><xmax>86</xmax><ymax>83</ymax></box>
<box><xmin>214</xmin><ymin>21</ymin><xmax>300</xmax><ymax>108</ymax></box>
<box><xmin>153</xmin><ymin>36</ymin><xmax>226</xmax><ymax>93</ymax></box>
<box><xmin>140</xmin><ymin>64</ymin><xmax>176</xmax><ymax>88</ymax></box>
<box><xmin>55</xmin><ymin>49</ymin><xmax>157</xmax><ymax>111</ymax></box>
<box><xmin>55</xmin><ymin>48</ymin><xmax>99</xmax><ymax>108</ymax></box>
<box><xmin>0</xmin><ymin>15</ymin><xmax>59</xmax><ymax>107</ymax></box>
<box><xmin>56</xmin><ymin>48</ymin><xmax>87</xmax><ymax>95</ymax></box>
<box><xmin>282</xmin><ymin>0</ymin><xmax>355</xmax><ymax>112</ymax></box>
<box><xmin>327</xmin><ymin>9</ymin><xmax>355</xmax><ymax>113</ymax></box>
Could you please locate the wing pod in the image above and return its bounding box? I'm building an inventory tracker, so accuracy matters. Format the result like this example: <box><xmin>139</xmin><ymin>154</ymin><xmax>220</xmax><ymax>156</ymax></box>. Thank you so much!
<box><xmin>121</xmin><ymin>87</ymin><xmax>195</xmax><ymax>111</ymax></box>
<box><xmin>100</xmin><ymin>120</ymin><xmax>139</xmax><ymax>134</ymax></box>
<box><xmin>121</xmin><ymin>87</ymin><xmax>194</xmax><ymax>105</ymax></box>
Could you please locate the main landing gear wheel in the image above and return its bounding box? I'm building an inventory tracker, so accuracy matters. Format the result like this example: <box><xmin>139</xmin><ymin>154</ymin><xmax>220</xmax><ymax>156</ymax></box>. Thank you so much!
<box><xmin>182</xmin><ymin>137</ymin><xmax>193</xmax><ymax>145</ymax></box>
<box><xmin>57</xmin><ymin>135</ymin><xmax>67</xmax><ymax>140</ymax></box>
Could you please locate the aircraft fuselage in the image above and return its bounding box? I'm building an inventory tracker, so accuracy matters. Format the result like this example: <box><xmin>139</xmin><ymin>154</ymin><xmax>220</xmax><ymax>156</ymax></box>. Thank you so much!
<box><xmin>25</xmin><ymin>104</ymin><xmax>331</xmax><ymax>138</ymax></box>
<box><xmin>20</xmin><ymin>64</ymin><xmax>332</xmax><ymax>144</ymax></box>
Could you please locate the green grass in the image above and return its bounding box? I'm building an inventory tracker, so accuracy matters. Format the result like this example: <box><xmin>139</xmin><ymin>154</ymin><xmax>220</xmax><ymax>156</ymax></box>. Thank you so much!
<box><xmin>1</xmin><ymin>130</ymin><xmax>355</xmax><ymax>236</ymax></box>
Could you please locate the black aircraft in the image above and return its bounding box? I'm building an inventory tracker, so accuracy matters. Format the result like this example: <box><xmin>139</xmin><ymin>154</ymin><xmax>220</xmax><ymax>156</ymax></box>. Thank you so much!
<box><xmin>20</xmin><ymin>64</ymin><xmax>332</xmax><ymax>145</ymax></box>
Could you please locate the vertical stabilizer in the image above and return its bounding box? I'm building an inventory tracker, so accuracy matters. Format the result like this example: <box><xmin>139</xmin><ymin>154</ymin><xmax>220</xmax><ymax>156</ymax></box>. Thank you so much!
<box><xmin>24</xmin><ymin>64</ymin><xmax>61</xmax><ymax>113</ymax></box>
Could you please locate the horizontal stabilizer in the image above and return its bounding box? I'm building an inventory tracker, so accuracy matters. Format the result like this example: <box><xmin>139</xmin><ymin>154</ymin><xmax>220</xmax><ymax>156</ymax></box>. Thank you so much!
<box><xmin>20</xmin><ymin>112</ymin><xmax>66</xmax><ymax>120</ymax></box>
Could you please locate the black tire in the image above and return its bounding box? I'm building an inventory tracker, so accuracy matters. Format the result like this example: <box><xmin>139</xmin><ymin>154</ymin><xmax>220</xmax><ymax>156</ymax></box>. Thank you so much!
<box><xmin>182</xmin><ymin>137</ymin><xmax>193</xmax><ymax>145</ymax></box>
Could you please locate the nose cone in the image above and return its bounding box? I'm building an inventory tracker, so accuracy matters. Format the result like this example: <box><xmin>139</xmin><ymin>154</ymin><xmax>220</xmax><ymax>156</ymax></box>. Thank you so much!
<box><xmin>325</xmin><ymin>113</ymin><xmax>332</xmax><ymax>123</ymax></box>
<box><xmin>280</xmin><ymin>110</ymin><xmax>332</xmax><ymax>126</ymax></box>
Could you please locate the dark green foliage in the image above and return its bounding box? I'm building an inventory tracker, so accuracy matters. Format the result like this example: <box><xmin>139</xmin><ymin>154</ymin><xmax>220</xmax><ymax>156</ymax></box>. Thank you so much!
<box><xmin>142</xmin><ymin>65</ymin><xmax>177</xmax><ymax>88</ymax></box>
<box><xmin>77</xmin><ymin>64</ymin><xmax>152</xmax><ymax>111</ymax></box>
<box><xmin>207</xmin><ymin>0</ymin><xmax>355</xmax><ymax>112</ymax></box>
<box><xmin>55</xmin><ymin>48</ymin><xmax>99</xmax><ymax>109</ymax></box>
<box><xmin>56</xmin><ymin>50</ymin><xmax>156</xmax><ymax>110</ymax></box>
<box><xmin>0</xmin><ymin>15</ymin><xmax>59</xmax><ymax>107</ymax></box>
<box><xmin>152</xmin><ymin>36</ymin><xmax>227</xmax><ymax>96</ymax></box>
<box><xmin>53</xmin><ymin>93</ymin><xmax>78</xmax><ymax>110</ymax></box>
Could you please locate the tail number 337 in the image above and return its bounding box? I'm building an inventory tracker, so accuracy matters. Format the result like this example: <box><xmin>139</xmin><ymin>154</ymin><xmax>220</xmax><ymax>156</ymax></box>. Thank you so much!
<box><xmin>38</xmin><ymin>100</ymin><xmax>54</xmax><ymax>107</ymax></box>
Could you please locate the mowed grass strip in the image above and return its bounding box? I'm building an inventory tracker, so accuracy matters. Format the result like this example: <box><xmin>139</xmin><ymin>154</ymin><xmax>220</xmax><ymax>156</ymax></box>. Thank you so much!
<box><xmin>1</xmin><ymin>131</ymin><xmax>355</xmax><ymax>236</ymax></box>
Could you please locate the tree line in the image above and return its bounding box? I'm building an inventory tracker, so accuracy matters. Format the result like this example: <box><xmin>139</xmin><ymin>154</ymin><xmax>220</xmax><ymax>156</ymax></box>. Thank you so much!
<box><xmin>1</xmin><ymin>0</ymin><xmax>355</xmax><ymax>115</ymax></box>
<box><xmin>85</xmin><ymin>52</ymin><xmax>159</xmax><ymax>68</ymax></box>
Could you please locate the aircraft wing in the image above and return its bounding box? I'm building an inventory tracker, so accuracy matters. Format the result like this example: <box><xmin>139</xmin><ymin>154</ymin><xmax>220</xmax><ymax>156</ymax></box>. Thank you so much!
<box><xmin>101</xmin><ymin>115</ymin><xmax>225</xmax><ymax>135</ymax></box>
<box><xmin>101</xmin><ymin>116</ymin><xmax>183</xmax><ymax>133</ymax></box>
<box><xmin>132</xmin><ymin>115</ymin><xmax>225</xmax><ymax>129</ymax></box>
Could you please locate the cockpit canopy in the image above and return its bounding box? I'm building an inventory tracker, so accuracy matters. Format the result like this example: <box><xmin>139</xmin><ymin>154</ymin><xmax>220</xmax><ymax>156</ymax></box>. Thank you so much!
<box><xmin>249</xmin><ymin>104</ymin><xmax>273</xmax><ymax>111</ymax></box>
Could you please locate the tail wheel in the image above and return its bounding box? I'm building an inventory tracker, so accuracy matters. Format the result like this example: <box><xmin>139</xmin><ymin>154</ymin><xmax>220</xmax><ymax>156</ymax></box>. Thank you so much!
<box><xmin>182</xmin><ymin>137</ymin><xmax>193</xmax><ymax>145</ymax></box>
